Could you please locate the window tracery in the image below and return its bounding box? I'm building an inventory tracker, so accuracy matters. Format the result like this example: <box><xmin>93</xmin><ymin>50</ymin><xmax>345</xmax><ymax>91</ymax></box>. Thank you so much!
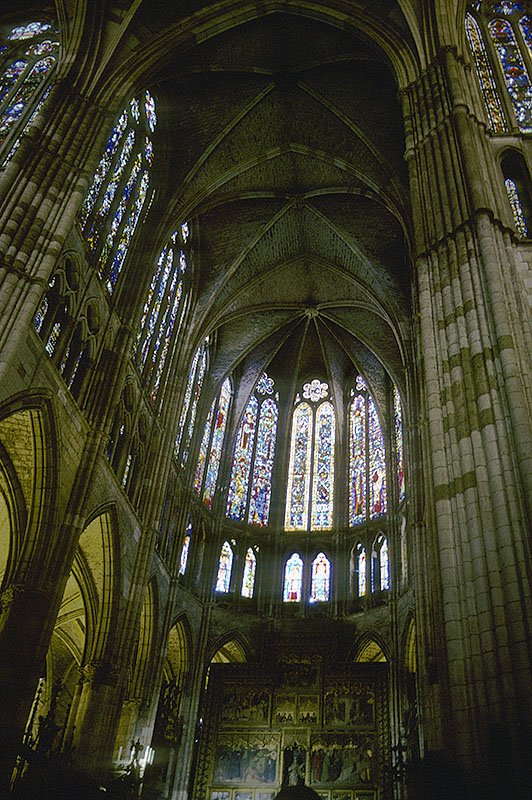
<box><xmin>0</xmin><ymin>21</ymin><xmax>59</xmax><ymax>157</ymax></box>
<box><xmin>215</xmin><ymin>540</ymin><xmax>233</xmax><ymax>593</ymax></box>
<box><xmin>175</xmin><ymin>338</ymin><xmax>209</xmax><ymax>465</ymax></box>
<box><xmin>79</xmin><ymin>91</ymin><xmax>156</xmax><ymax>292</ymax></box>
<box><xmin>467</xmin><ymin>2</ymin><xmax>532</xmax><ymax>132</ymax></box>
<box><xmin>134</xmin><ymin>223</ymin><xmax>190</xmax><ymax>402</ymax></box>
<box><xmin>194</xmin><ymin>378</ymin><xmax>232</xmax><ymax>509</ymax></box>
<box><xmin>349</xmin><ymin>376</ymin><xmax>387</xmax><ymax>526</ymax></box>
<box><xmin>226</xmin><ymin>372</ymin><xmax>278</xmax><ymax>527</ymax></box>
<box><xmin>285</xmin><ymin>379</ymin><xmax>335</xmax><ymax>531</ymax></box>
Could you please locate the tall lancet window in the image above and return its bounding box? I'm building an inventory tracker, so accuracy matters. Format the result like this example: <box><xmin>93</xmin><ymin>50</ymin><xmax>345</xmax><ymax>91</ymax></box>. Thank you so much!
<box><xmin>394</xmin><ymin>385</ymin><xmax>406</xmax><ymax>503</ymax></box>
<box><xmin>283</xmin><ymin>553</ymin><xmax>303</xmax><ymax>602</ymax></box>
<box><xmin>310</xmin><ymin>552</ymin><xmax>331</xmax><ymax>603</ymax></box>
<box><xmin>79</xmin><ymin>91</ymin><xmax>156</xmax><ymax>292</ymax></box>
<box><xmin>194</xmin><ymin>378</ymin><xmax>232</xmax><ymax>509</ymax></box>
<box><xmin>134</xmin><ymin>223</ymin><xmax>190</xmax><ymax>402</ymax></box>
<box><xmin>466</xmin><ymin>2</ymin><xmax>532</xmax><ymax>132</ymax></box>
<box><xmin>285</xmin><ymin>379</ymin><xmax>335</xmax><ymax>531</ymax></box>
<box><xmin>178</xmin><ymin>519</ymin><xmax>192</xmax><ymax>576</ymax></box>
<box><xmin>349</xmin><ymin>376</ymin><xmax>387</xmax><ymax>526</ymax></box>
<box><xmin>241</xmin><ymin>547</ymin><xmax>257</xmax><ymax>598</ymax></box>
<box><xmin>175</xmin><ymin>337</ymin><xmax>208</xmax><ymax>465</ymax></box>
<box><xmin>215</xmin><ymin>540</ymin><xmax>233</xmax><ymax>593</ymax></box>
<box><xmin>226</xmin><ymin>372</ymin><xmax>278</xmax><ymax>527</ymax></box>
<box><xmin>0</xmin><ymin>22</ymin><xmax>59</xmax><ymax>159</ymax></box>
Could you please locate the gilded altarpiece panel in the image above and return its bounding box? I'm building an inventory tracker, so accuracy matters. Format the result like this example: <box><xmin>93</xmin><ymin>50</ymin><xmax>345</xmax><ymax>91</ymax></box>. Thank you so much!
<box><xmin>192</xmin><ymin>663</ymin><xmax>390</xmax><ymax>800</ymax></box>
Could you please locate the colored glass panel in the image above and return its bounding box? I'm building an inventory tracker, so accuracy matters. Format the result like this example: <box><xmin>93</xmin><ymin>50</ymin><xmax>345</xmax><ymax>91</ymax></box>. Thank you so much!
<box><xmin>122</xmin><ymin>453</ymin><xmax>132</xmax><ymax>487</ymax></box>
<box><xmin>380</xmin><ymin>538</ymin><xmax>390</xmax><ymax>591</ymax></box>
<box><xmin>150</xmin><ymin>277</ymin><xmax>183</xmax><ymax>401</ymax></box>
<box><xmin>466</xmin><ymin>14</ymin><xmax>507</xmax><ymax>132</ymax></box>
<box><xmin>285</xmin><ymin>403</ymin><xmax>312</xmax><ymax>529</ymax></box>
<box><xmin>34</xmin><ymin>295</ymin><xmax>48</xmax><ymax>333</ymax></box>
<box><xmin>311</xmin><ymin>401</ymin><xmax>335</xmax><ymax>530</ymax></box>
<box><xmin>215</xmin><ymin>541</ymin><xmax>233</xmax><ymax>593</ymax></box>
<box><xmin>349</xmin><ymin>393</ymin><xmax>366</xmax><ymax>526</ymax></box>
<box><xmin>181</xmin><ymin>347</ymin><xmax>207</xmax><ymax>465</ymax></box>
<box><xmin>105</xmin><ymin>170</ymin><xmax>149</xmax><ymax>292</ymax></box>
<box><xmin>358</xmin><ymin>547</ymin><xmax>366</xmax><ymax>597</ymax></box>
<box><xmin>489</xmin><ymin>17</ymin><xmax>532</xmax><ymax>131</ymax></box>
<box><xmin>394</xmin><ymin>386</ymin><xmax>405</xmax><ymax>503</ymax></box>
<box><xmin>8</xmin><ymin>23</ymin><xmax>51</xmax><ymax>40</ymax></box>
<box><xmin>98</xmin><ymin>151</ymin><xmax>142</xmax><ymax>269</ymax></box>
<box><xmin>0</xmin><ymin>60</ymin><xmax>27</xmax><ymax>104</ymax></box>
<box><xmin>145</xmin><ymin>90</ymin><xmax>157</xmax><ymax>131</ymax></box>
<box><xmin>227</xmin><ymin>395</ymin><xmax>258</xmax><ymax>520</ymax></box>
<box><xmin>310</xmin><ymin>552</ymin><xmax>330</xmax><ymax>602</ymax></box>
<box><xmin>130</xmin><ymin>97</ymin><xmax>140</xmax><ymax>123</ymax></box>
<box><xmin>248</xmin><ymin>398</ymin><xmax>278</xmax><ymax>526</ymax></box>
<box><xmin>257</xmin><ymin>372</ymin><xmax>274</xmax><ymax>395</ymax></box>
<box><xmin>179</xmin><ymin>532</ymin><xmax>191</xmax><ymax>576</ymax></box>
<box><xmin>45</xmin><ymin>321</ymin><xmax>60</xmax><ymax>356</ymax></box>
<box><xmin>80</xmin><ymin>111</ymin><xmax>128</xmax><ymax>228</ymax></box>
<box><xmin>241</xmin><ymin>548</ymin><xmax>256</xmax><ymax>598</ymax></box>
<box><xmin>368</xmin><ymin>397</ymin><xmax>387</xmax><ymax>518</ymax></box>
<box><xmin>202</xmin><ymin>378</ymin><xmax>231</xmax><ymax>508</ymax></box>
<box><xmin>194</xmin><ymin>400</ymin><xmax>215</xmax><ymax>493</ymax></box>
<box><xmin>504</xmin><ymin>177</ymin><xmax>528</xmax><ymax>234</ymax></box>
<box><xmin>0</xmin><ymin>56</ymin><xmax>56</xmax><ymax>147</ymax></box>
<box><xmin>519</xmin><ymin>16</ymin><xmax>532</xmax><ymax>55</ymax></box>
<box><xmin>283</xmin><ymin>553</ymin><xmax>303</xmax><ymax>602</ymax></box>
<box><xmin>303</xmin><ymin>378</ymin><xmax>328</xmax><ymax>401</ymax></box>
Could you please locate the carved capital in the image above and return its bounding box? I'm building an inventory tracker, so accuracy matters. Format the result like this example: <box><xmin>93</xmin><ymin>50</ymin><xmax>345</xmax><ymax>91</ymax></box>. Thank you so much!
<box><xmin>79</xmin><ymin>659</ymin><xmax>120</xmax><ymax>687</ymax></box>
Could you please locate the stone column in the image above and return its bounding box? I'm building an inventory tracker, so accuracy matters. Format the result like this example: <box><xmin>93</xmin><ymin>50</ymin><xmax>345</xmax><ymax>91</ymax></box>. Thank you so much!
<box><xmin>402</xmin><ymin>48</ymin><xmax>532</xmax><ymax>796</ymax></box>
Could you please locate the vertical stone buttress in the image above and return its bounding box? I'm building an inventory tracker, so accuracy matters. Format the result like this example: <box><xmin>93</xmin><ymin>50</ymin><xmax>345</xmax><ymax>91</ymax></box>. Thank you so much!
<box><xmin>402</xmin><ymin>46</ymin><xmax>531</xmax><ymax>795</ymax></box>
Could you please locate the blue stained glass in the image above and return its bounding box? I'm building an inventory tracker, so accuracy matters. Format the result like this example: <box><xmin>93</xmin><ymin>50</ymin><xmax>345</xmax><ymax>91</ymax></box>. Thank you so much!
<box><xmin>98</xmin><ymin>151</ymin><xmax>142</xmax><ymax>269</ymax></box>
<box><xmin>0</xmin><ymin>56</ymin><xmax>55</xmax><ymax>147</ymax></box>
<box><xmin>505</xmin><ymin>177</ymin><xmax>529</xmax><ymax>235</ymax></box>
<box><xmin>105</xmin><ymin>170</ymin><xmax>149</xmax><ymax>292</ymax></box>
<box><xmin>227</xmin><ymin>395</ymin><xmax>258</xmax><ymax>520</ymax></box>
<box><xmin>310</xmin><ymin>553</ymin><xmax>330</xmax><ymax>602</ymax></box>
<box><xmin>394</xmin><ymin>386</ymin><xmax>405</xmax><ymax>503</ymax></box>
<box><xmin>137</xmin><ymin>246</ymin><xmax>170</xmax><ymax>366</ymax></box>
<box><xmin>519</xmin><ymin>16</ymin><xmax>532</xmax><ymax>55</ymax></box>
<box><xmin>8</xmin><ymin>23</ymin><xmax>52</xmax><ymax>40</ymax></box>
<box><xmin>80</xmin><ymin>111</ymin><xmax>128</xmax><ymax>227</ymax></box>
<box><xmin>489</xmin><ymin>17</ymin><xmax>532</xmax><ymax>131</ymax></box>
<box><xmin>85</xmin><ymin>128</ymin><xmax>136</xmax><ymax>248</ymax></box>
<box><xmin>215</xmin><ymin>541</ymin><xmax>233</xmax><ymax>593</ymax></box>
<box><xmin>257</xmin><ymin>372</ymin><xmax>274</xmax><ymax>395</ymax></box>
<box><xmin>248</xmin><ymin>398</ymin><xmax>277</xmax><ymax>526</ymax></box>
<box><xmin>34</xmin><ymin>295</ymin><xmax>48</xmax><ymax>333</ymax></box>
<box><xmin>45</xmin><ymin>321</ymin><xmax>61</xmax><ymax>356</ymax></box>
<box><xmin>283</xmin><ymin>553</ymin><xmax>303</xmax><ymax>602</ymax></box>
<box><xmin>311</xmin><ymin>401</ymin><xmax>335</xmax><ymax>530</ymax></box>
<box><xmin>285</xmin><ymin>402</ymin><xmax>312</xmax><ymax>529</ymax></box>
<box><xmin>130</xmin><ymin>97</ymin><xmax>140</xmax><ymax>123</ymax></box>
<box><xmin>181</xmin><ymin>221</ymin><xmax>189</xmax><ymax>242</ymax></box>
<box><xmin>150</xmin><ymin>278</ymin><xmax>183</xmax><ymax>400</ymax></box>
<box><xmin>202</xmin><ymin>378</ymin><xmax>231</xmax><ymax>508</ymax></box>
<box><xmin>465</xmin><ymin>14</ymin><xmax>507</xmax><ymax>132</ymax></box>
<box><xmin>0</xmin><ymin>60</ymin><xmax>27</xmax><ymax>104</ymax></box>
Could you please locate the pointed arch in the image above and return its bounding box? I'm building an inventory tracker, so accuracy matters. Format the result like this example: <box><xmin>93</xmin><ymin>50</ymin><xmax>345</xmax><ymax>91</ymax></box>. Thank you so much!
<box><xmin>76</xmin><ymin>506</ymin><xmax>121</xmax><ymax>663</ymax></box>
<box><xmin>130</xmin><ymin>577</ymin><xmax>160</xmax><ymax>698</ymax></box>
<box><xmin>165</xmin><ymin>613</ymin><xmax>193</xmax><ymax>688</ymax></box>
<box><xmin>353</xmin><ymin>634</ymin><xmax>388</xmax><ymax>663</ymax></box>
<box><xmin>209</xmin><ymin>631</ymin><xmax>251</xmax><ymax>664</ymax></box>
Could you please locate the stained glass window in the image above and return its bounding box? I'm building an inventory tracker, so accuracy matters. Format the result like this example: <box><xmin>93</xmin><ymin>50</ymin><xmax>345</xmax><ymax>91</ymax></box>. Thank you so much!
<box><xmin>175</xmin><ymin>339</ymin><xmax>208</xmax><ymax>464</ymax></box>
<box><xmin>283</xmin><ymin>553</ymin><xmax>303</xmax><ymax>602</ymax></box>
<box><xmin>310</xmin><ymin>552</ymin><xmax>330</xmax><ymax>602</ymax></box>
<box><xmin>467</xmin><ymin>3</ymin><xmax>532</xmax><ymax>132</ymax></box>
<box><xmin>195</xmin><ymin>378</ymin><xmax>232</xmax><ymax>509</ymax></box>
<box><xmin>241</xmin><ymin>548</ymin><xmax>257</xmax><ymax>598</ymax></box>
<box><xmin>79</xmin><ymin>91</ymin><xmax>156</xmax><ymax>293</ymax></box>
<box><xmin>215</xmin><ymin>541</ymin><xmax>233</xmax><ymax>593</ymax></box>
<box><xmin>349</xmin><ymin>378</ymin><xmax>387</xmax><ymax>525</ymax></box>
<box><xmin>285</xmin><ymin>379</ymin><xmax>335</xmax><ymax>531</ymax></box>
<box><xmin>226</xmin><ymin>372</ymin><xmax>278</xmax><ymax>527</ymax></box>
<box><xmin>358</xmin><ymin>546</ymin><xmax>367</xmax><ymax>597</ymax></box>
<box><xmin>379</xmin><ymin>538</ymin><xmax>390</xmax><ymax>591</ymax></box>
<box><xmin>34</xmin><ymin>295</ymin><xmax>48</xmax><ymax>333</ymax></box>
<box><xmin>179</xmin><ymin>523</ymin><xmax>192</xmax><ymax>576</ymax></box>
<box><xmin>45</xmin><ymin>321</ymin><xmax>60</xmax><ymax>356</ymax></box>
<box><xmin>0</xmin><ymin>24</ymin><xmax>59</xmax><ymax>154</ymax></box>
<box><xmin>394</xmin><ymin>386</ymin><xmax>406</xmax><ymax>503</ymax></box>
<box><xmin>504</xmin><ymin>177</ymin><xmax>529</xmax><ymax>234</ymax></box>
<box><xmin>134</xmin><ymin>225</ymin><xmax>190</xmax><ymax>401</ymax></box>
<box><xmin>466</xmin><ymin>13</ymin><xmax>507</xmax><ymax>131</ymax></box>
